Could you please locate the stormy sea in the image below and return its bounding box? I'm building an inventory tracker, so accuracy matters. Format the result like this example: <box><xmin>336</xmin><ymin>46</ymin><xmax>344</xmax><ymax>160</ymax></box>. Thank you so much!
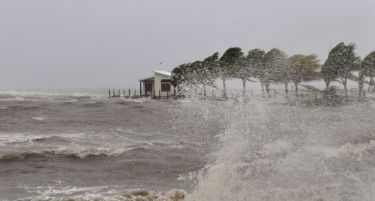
<box><xmin>1</xmin><ymin>89</ymin><xmax>375</xmax><ymax>201</ymax></box>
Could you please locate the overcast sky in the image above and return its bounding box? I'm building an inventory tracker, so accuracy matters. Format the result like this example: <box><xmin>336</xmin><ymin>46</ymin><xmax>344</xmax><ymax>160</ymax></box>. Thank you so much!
<box><xmin>1</xmin><ymin>0</ymin><xmax>375</xmax><ymax>89</ymax></box>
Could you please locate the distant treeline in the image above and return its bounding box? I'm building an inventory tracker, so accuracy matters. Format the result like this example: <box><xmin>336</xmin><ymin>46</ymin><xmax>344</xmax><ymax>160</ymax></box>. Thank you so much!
<box><xmin>171</xmin><ymin>42</ymin><xmax>375</xmax><ymax>100</ymax></box>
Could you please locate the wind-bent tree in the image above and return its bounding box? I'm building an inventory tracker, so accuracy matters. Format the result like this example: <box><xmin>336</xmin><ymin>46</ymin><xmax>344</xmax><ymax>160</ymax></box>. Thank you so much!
<box><xmin>322</xmin><ymin>42</ymin><xmax>360</xmax><ymax>97</ymax></box>
<box><xmin>363</xmin><ymin>51</ymin><xmax>375</xmax><ymax>92</ymax></box>
<box><xmin>359</xmin><ymin>51</ymin><xmax>375</xmax><ymax>99</ymax></box>
<box><xmin>247</xmin><ymin>49</ymin><xmax>266</xmax><ymax>94</ymax></box>
<box><xmin>288</xmin><ymin>54</ymin><xmax>320</xmax><ymax>96</ymax></box>
<box><xmin>171</xmin><ymin>63</ymin><xmax>194</xmax><ymax>91</ymax></box>
<box><xmin>233</xmin><ymin>56</ymin><xmax>251</xmax><ymax>95</ymax></box>
<box><xmin>337</xmin><ymin>43</ymin><xmax>360</xmax><ymax>97</ymax></box>
<box><xmin>219</xmin><ymin>47</ymin><xmax>244</xmax><ymax>98</ymax></box>
<box><xmin>190</xmin><ymin>59</ymin><xmax>215</xmax><ymax>97</ymax></box>
<box><xmin>264</xmin><ymin>48</ymin><xmax>288</xmax><ymax>95</ymax></box>
<box><xmin>203</xmin><ymin>52</ymin><xmax>220</xmax><ymax>74</ymax></box>
<box><xmin>190</xmin><ymin>60</ymin><xmax>203</xmax><ymax>87</ymax></box>
<box><xmin>321</xmin><ymin>43</ymin><xmax>344</xmax><ymax>89</ymax></box>
<box><xmin>171</xmin><ymin>66</ymin><xmax>183</xmax><ymax>94</ymax></box>
<box><xmin>201</xmin><ymin>52</ymin><xmax>220</xmax><ymax>96</ymax></box>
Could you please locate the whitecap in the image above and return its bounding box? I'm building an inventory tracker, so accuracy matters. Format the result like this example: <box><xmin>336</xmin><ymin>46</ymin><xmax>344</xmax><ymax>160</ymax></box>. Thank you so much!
<box><xmin>20</xmin><ymin>187</ymin><xmax>186</xmax><ymax>201</ymax></box>
<box><xmin>32</xmin><ymin>117</ymin><xmax>47</xmax><ymax>121</ymax></box>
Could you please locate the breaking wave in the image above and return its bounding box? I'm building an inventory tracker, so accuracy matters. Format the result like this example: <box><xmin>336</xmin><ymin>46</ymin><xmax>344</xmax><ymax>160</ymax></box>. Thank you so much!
<box><xmin>20</xmin><ymin>188</ymin><xmax>186</xmax><ymax>201</ymax></box>
<box><xmin>182</xmin><ymin>96</ymin><xmax>375</xmax><ymax>201</ymax></box>
<box><xmin>0</xmin><ymin>133</ymin><xmax>85</xmax><ymax>146</ymax></box>
<box><xmin>0</xmin><ymin>147</ymin><xmax>127</xmax><ymax>161</ymax></box>
<box><xmin>0</xmin><ymin>90</ymin><xmax>105</xmax><ymax>102</ymax></box>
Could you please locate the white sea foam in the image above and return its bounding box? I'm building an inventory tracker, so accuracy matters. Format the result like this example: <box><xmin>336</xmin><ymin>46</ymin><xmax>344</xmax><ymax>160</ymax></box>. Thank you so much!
<box><xmin>0</xmin><ymin>146</ymin><xmax>128</xmax><ymax>160</ymax></box>
<box><xmin>21</xmin><ymin>186</ymin><xmax>186</xmax><ymax>201</ymax></box>
<box><xmin>0</xmin><ymin>133</ymin><xmax>49</xmax><ymax>145</ymax></box>
<box><xmin>0</xmin><ymin>133</ymin><xmax>86</xmax><ymax>146</ymax></box>
<box><xmin>31</xmin><ymin>117</ymin><xmax>47</xmax><ymax>121</ymax></box>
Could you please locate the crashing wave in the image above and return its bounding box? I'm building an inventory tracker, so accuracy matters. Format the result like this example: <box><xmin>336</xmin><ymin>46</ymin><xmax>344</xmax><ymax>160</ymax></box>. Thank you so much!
<box><xmin>0</xmin><ymin>133</ymin><xmax>86</xmax><ymax>146</ymax></box>
<box><xmin>19</xmin><ymin>189</ymin><xmax>186</xmax><ymax>201</ymax></box>
<box><xmin>182</xmin><ymin>96</ymin><xmax>375</xmax><ymax>201</ymax></box>
<box><xmin>0</xmin><ymin>147</ymin><xmax>127</xmax><ymax>161</ymax></box>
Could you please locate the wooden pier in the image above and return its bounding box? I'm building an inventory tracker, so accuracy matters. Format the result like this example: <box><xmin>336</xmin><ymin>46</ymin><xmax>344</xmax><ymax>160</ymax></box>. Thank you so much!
<box><xmin>108</xmin><ymin>89</ymin><xmax>173</xmax><ymax>99</ymax></box>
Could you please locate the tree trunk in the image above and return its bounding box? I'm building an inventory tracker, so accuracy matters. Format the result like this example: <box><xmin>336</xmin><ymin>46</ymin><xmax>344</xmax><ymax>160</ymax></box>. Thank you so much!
<box><xmin>284</xmin><ymin>82</ymin><xmax>289</xmax><ymax>94</ymax></box>
<box><xmin>260</xmin><ymin>81</ymin><xmax>265</xmax><ymax>95</ymax></box>
<box><xmin>358</xmin><ymin>72</ymin><xmax>364</xmax><ymax>101</ymax></box>
<box><xmin>343</xmin><ymin>77</ymin><xmax>348</xmax><ymax>99</ymax></box>
<box><xmin>368</xmin><ymin>76</ymin><xmax>374</xmax><ymax>92</ymax></box>
<box><xmin>222</xmin><ymin>78</ymin><xmax>227</xmax><ymax>99</ymax></box>
<box><xmin>265</xmin><ymin>82</ymin><xmax>270</xmax><ymax>95</ymax></box>
<box><xmin>324</xmin><ymin>79</ymin><xmax>330</xmax><ymax>90</ymax></box>
<box><xmin>294</xmin><ymin>82</ymin><xmax>299</xmax><ymax>97</ymax></box>
<box><xmin>202</xmin><ymin>83</ymin><xmax>207</xmax><ymax>98</ymax></box>
<box><xmin>242</xmin><ymin>79</ymin><xmax>246</xmax><ymax>96</ymax></box>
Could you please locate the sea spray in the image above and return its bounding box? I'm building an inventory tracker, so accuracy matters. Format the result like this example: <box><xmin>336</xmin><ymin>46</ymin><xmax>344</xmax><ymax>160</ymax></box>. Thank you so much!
<box><xmin>180</xmin><ymin>95</ymin><xmax>375</xmax><ymax>201</ymax></box>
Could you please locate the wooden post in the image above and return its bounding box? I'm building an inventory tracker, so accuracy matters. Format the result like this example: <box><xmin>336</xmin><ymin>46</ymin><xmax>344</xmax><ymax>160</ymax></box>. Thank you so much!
<box><xmin>108</xmin><ymin>89</ymin><xmax>111</xmax><ymax>98</ymax></box>
<box><xmin>128</xmin><ymin>89</ymin><xmax>131</xmax><ymax>98</ymax></box>
<box><xmin>139</xmin><ymin>82</ymin><xmax>142</xmax><ymax>97</ymax></box>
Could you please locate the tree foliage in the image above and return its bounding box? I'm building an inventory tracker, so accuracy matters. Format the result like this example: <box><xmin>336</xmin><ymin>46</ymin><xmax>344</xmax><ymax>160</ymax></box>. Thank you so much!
<box><xmin>170</xmin><ymin>42</ymin><xmax>374</xmax><ymax>101</ymax></box>
<box><xmin>288</xmin><ymin>54</ymin><xmax>320</xmax><ymax>95</ymax></box>
<box><xmin>362</xmin><ymin>51</ymin><xmax>375</xmax><ymax>85</ymax></box>
<box><xmin>322</xmin><ymin>42</ymin><xmax>360</xmax><ymax>94</ymax></box>
<box><xmin>263</xmin><ymin>48</ymin><xmax>288</xmax><ymax>94</ymax></box>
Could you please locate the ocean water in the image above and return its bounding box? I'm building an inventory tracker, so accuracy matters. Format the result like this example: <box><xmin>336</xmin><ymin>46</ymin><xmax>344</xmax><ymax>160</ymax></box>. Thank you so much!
<box><xmin>1</xmin><ymin>89</ymin><xmax>375</xmax><ymax>201</ymax></box>
<box><xmin>0</xmin><ymin>90</ymin><xmax>218</xmax><ymax>201</ymax></box>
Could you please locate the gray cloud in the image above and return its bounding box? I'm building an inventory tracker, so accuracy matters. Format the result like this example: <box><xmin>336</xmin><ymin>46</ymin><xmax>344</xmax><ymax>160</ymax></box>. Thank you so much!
<box><xmin>1</xmin><ymin>0</ymin><xmax>375</xmax><ymax>89</ymax></box>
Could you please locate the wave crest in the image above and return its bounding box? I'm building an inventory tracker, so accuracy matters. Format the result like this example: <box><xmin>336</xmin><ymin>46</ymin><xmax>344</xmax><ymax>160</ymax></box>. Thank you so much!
<box><xmin>0</xmin><ymin>147</ymin><xmax>127</xmax><ymax>161</ymax></box>
<box><xmin>20</xmin><ymin>189</ymin><xmax>186</xmax><ymax>201</ymax></box>
<box><xmin>0</xmin><ymin>133</ymin><xmax>85</xmax><ymax>146</ymax></box>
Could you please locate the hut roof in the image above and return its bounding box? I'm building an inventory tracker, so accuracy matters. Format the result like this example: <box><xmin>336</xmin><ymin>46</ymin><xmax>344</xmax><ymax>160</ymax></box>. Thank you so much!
<box><xmin>154</xmin><ymin>70</ymin><xmax>171</xmax><ymax>77</ymax></box>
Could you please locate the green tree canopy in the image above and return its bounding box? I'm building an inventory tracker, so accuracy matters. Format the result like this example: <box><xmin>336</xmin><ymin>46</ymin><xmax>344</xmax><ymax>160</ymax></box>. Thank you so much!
<box><xmin>362</xmin><ymin>51</ymin><xmax>375</xmax><ymax>83</ymax></box>
<box><xmin>288</xmin><ymin>54</ymin><xmax>320</xmax><ymax>95</ymax></box>
<box><xmin>264</xmin><ymin>48</ymin><xmax>288</xmax><ymax>93</ymax></box>
<box><xmin>322</xmin><ymin>42</ymin><xmax>360</xmax><ymax>92</ymax></box>
<box><xmin>219</xmin><ymin>47</ymin><xmax>244</xmax><ymax>78</ymax></box>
